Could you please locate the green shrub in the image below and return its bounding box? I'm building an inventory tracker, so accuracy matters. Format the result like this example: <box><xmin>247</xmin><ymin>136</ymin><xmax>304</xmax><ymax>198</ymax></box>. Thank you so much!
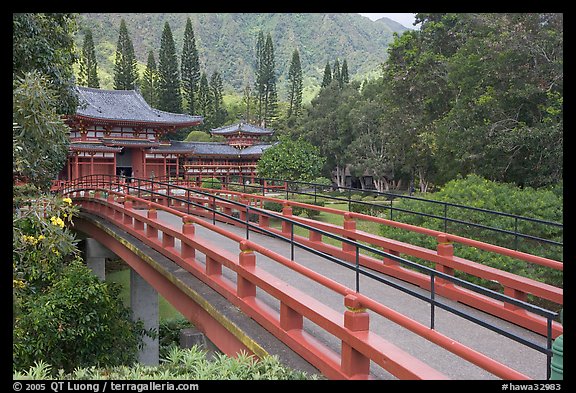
<box><xmin>201</xmin><ymin>177</ymin><xmax>222</xmax><ymax>190</ymax></box>
<box><xmin>13</xmin><ymin>260</ymin><xmax>145</xmax><ymax>373</ymax></box>
<box><xmin>292</xmin><ymin>198</ymin><xmax>325</xmax><ymax>218</ymax></box>
<box><xmin>263</xmin><ymin>200</ymin><xmax>284</xmax><ymax>212</ymax></box>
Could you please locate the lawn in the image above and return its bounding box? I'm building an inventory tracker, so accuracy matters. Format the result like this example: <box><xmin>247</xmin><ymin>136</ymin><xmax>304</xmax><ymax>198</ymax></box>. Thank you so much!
<box><xmin>106</xmin><ymin>268</ymin><xmax>183</xmax><ymax>320</ymax></box>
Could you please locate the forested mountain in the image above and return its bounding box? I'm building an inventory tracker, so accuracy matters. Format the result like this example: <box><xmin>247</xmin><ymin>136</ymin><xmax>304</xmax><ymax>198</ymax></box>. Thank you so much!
<box><xmin>75</xmin><ymin>13</ymin><xmax>408</xmax><ymax>98</ymax></box>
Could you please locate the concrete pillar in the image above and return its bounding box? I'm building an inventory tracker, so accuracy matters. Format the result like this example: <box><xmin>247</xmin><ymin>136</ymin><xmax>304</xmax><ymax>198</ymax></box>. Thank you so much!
<box><xmin>130</xmin><ymin>269</ymin><xmax>159</xmax><ymax>365</ymax></box>
<box><xmin>85</xmin><ymin>238</ymin><xmax>115</xmax><ymax>281</ymax></box>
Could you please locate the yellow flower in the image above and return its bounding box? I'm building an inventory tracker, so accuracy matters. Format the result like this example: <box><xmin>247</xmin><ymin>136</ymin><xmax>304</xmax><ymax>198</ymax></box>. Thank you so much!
<box><xmin>62</xmin><ymin>197</ymin><xmax>72</xmax><ymax>205</ymax></box>
<box><xmin>21</xmin><ymin>235</ymin><xmax>38</xmax><ymax>245</ymax></box>
<box><xmin>37</xmin><ymin>235</ymin><xmax>45</xmax><ymax>241</ymax></box>
<box><xmin>13</xmin><ymin>279</ymin><xmax>26</xmax><ymax>289</ymax></box>
<box><xmin>50</xmin><ymin>216</ymin><xmax>65</xmax><ymax>228</ymax></box>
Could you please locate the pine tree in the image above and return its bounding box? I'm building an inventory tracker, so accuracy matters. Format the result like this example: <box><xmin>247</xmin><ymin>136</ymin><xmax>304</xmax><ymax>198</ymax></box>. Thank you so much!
<box><xmin>181</xmin><ymin>17</ymin><xmax>201</xmax><ymax>115</ymax></box>
<box><xmin>341</xmin><ymin>59</ymin><xmax>349</xmax><ymax>85</ymax></box>
<box><xmin>78</xmin><ymin>29</ymin><xmax>100</xmax><ymax>88</ymax></box>
<box><xmin>261</xmin><ymin>33</ymin><xmax>278</xmax><ymax>127</ymax></box>
<box><xmin>254</xmin><ymin>31</ymin><xmax>266</xmax><ymax>124</ymax></box>
<box><xmin>242</xmin><ymin>84</ymin><xmax>253</xmax><ymax>123</ymax></box>
<box><xmin>333</xmin><ymin>59</ymin><xmax>341</xmax><ymax>88</ymax></box>
<box><xmin>321</xmin><ymin>61</ymin><xmax>332</xmax><ymax>88</ymax></box>
<box><xmin>113</xmin><ymin>19</ymin><xmax>138</xmax><ymax>90</ymax></box>
<box><xmin>197</xmin><ymin>72</ymin><xmax>212</xmax><ymax>131</ymax></box>
<box><xmin>287</xmin><ymin>49</ymin><xmax>303</xmax><ymax>119</ymax></box>
<box><xmin>140</xmin><ymin>50</ymin><xmax>159</xmax><ymax>107</ymax></box>
<box><xmin>210</xmin><ymin>71</ymin><xmax>227</xmax><ymax>128</ymax></box>
<box><xmin>157</xmin><ymin>22</ymin><xmax>182</xmax><ymax>113</ymax></box>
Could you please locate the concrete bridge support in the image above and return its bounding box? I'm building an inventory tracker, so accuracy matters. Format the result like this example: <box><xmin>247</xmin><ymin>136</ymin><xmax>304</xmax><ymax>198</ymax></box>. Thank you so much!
<box><xmin>85</xmin><ymin>238</ymin><xmax>115</xmax><ymax>280</ymax></box>
<box><xmin>130</xmin><ymin>268</ymin><xmax>159</xmax><ymax>366</ymax></box>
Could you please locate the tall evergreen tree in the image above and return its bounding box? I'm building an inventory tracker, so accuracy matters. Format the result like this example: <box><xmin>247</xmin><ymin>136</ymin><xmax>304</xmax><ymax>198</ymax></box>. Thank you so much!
<box><xmin>341</xmin><ymin>59</ymin><xmax>349</xmax><ymax>85</ymax></box>
<box><xmin>210</xmin><ymin>71</ymin><xmax>227</xmax><ymax>128</ymax></box>
<box><xmin>254</xmin><ymin>31</ymin><xmax>266</xmax><ymax>124</ymax></box>
<box><xmin>113</xmin><ymin>19</ymin><xmax>138</xmax><ymax>90</ymax></box>
<box><xmin>197</xmin><ymin>72</ymin><xmax>212</xmax><ymax>131</ymax></box>
<box><xmin>264</xmin><ymin>33</ymin><xmax>278</xmax><ymax>127</ymax></box>
<box><xmin>242</xmin><ymin>84</ymin><xmax>254</xmax><ymax>123</ymax></box>
<box><xmin>321</xmin><ymin>61</ymin><xmax>332</xmax><ymax>88</ymax></box>
<box><xmin>332</xmin><ymin>59</ymin><xmax>341</xmax><ymax>87</ymax></box>
<box><xmin>287</xmin><ymin>49</ymin><xmax>303</xmax><ymax>119</ymax></box>
<box><xmin>181</xmin><ymin>17</ymin><xmax>201</xmax><ymax>115</ymax></box>
<box><xmin>157</xmin><ymin>21</ymin><xmax>182</xmax><ymax>113</ymax></box>
<box><xmin>78</xmin><ymin>29</ymin><xmax>100</xmax><ymax>88</ymax></box>
<box><xmin>254</xmin><ymin>31</ymin><xmax>278</xmax><ymax>127</ymax></box>
<box><xmin>140</xmin><ymin>50</ymin><xmax>159</xmax><ymax>107</ymax></box>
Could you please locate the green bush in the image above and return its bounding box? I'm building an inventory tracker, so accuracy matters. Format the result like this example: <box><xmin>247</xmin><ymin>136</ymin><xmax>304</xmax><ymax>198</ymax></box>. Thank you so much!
<box><xmin>263</xmin><ymin>200</ymin><xmax>284</xmax><ymax>212</ymax></box>
<box><xmin>13</xmin><ymin>260</ymin><xmax>145</xmax><ymax>373</ymax></box>
<box><xmin>200</xmin><ymin>177</ymin><xmax>222</xmax><ymax>190</ymax></box>
<box><xmin>292</xmin><ymin>198</ymin><xmax>325</xmax><ymax>218</ymax></box>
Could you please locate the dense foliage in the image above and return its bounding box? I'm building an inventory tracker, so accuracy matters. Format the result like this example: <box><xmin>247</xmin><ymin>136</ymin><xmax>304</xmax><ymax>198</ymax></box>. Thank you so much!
<box><xmin>14</xmin><ymin>347</ymin><xmax>317</xmax><ymax>380</ymax></box>
<box><xmin>297</xmin><ymin>13</ymin><xmax>562</xmax><ymax>190</ymax></box>
<box><xmin>256</xmin><ymin>135</ymin><xmax>325</xmax><ymax>183</ymax></box>
<box><xmin>377</xmin><ymin>175</ymin><xmax>563</xmax><ymax>292</ymax></box>
<box><xmin>77</xmin><ymin>28</ymin><xmax>100</xmax><ymax>88</ymax></box>
<box><xmin>13</xmin><ymin>192</ymin><xmax>145</xmax><ymax>373</ymax></box>
<box><xmin>13</xmin><ymin>13</ymin><xmax>78</xmax><ymax>115</ymax></box>
<box><xmin>13</xmin><ymin>72</ymin><xmax>71</xmax><ymax>191</ymax></box>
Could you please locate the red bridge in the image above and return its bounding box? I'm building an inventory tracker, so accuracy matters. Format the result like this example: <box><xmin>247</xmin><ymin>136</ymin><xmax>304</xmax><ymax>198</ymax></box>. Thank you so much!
<box><xmin>56</xmin><ymin>175</ymin><xmax>562</xmax><ymax>380</ymax></box>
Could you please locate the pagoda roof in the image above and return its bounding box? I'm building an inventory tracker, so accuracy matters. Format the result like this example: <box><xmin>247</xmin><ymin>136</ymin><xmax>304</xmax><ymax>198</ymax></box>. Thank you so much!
<box><xmin>102</xmin><ymin>138</ymin><xmax>160</xmax><ymax>148</ymax></box>
<box><xmin>69</xmin><ymin>142</ymin><xmax>123</xmax><ymax>153</ymax></box>
<box><xmin>210</xmin><ymin>122</ymin><xmax>274</xmax><ymax>136</ymax></box>
<box><xmin>151</xmin><ymin>141</ymin><xmax>273</xmax><ymax>157</ymax></box>
<box><xmin>74</xmin><ymin>86</ymin><xmax>203</xmax><ymax>127</ymax></box>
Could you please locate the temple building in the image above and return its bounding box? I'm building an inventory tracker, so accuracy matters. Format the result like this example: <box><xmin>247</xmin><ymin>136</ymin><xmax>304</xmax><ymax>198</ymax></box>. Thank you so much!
<box><xmin>59</xmin><ymin>86</ymin><xmax>274</xmax><ymax>184</ymax></box>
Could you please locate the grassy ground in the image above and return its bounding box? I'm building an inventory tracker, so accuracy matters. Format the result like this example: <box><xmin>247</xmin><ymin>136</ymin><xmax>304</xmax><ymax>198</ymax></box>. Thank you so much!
<box><xmin>106</xmin><ymin>267</ymin><xmax>183</xmax><ymax>320</ymax></box>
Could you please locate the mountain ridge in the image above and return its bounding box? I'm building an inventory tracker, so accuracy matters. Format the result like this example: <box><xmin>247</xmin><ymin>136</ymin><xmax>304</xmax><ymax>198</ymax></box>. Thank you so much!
<box><xmin>76</xmin><ymin>13</ymin><xmax>409</xmax><ymax>98</ymax></box>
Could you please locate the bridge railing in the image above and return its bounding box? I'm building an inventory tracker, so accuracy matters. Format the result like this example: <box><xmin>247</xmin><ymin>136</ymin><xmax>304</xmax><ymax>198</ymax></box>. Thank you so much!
<box><xmin>59</xmin><ymin>175</ymin><xmax>560</xmax><ymax>379</ymax></box>
<box><xmin>219</xmin><ymin>176</ymin><xmax>563</xmax><ymax>260</ymax></box>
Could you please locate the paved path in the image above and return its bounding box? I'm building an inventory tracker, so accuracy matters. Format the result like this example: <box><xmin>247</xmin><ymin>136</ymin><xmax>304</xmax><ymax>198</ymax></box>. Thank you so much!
<box><xmin>153</xmin><ymin>209</ymin><xmax>549</xmax><ymax>380</ymax></box>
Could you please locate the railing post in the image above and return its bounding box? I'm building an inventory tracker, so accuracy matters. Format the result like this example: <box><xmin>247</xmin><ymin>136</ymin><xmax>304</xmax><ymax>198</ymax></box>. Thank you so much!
<box><xmin>280</xmin><ymin>302</ymin><xmax>303</xmax><ymax>332</ymax></box>
<box><xmin>123</xmin><ymin>197</ymin><xmax>133</xmax><ymax>226</ymax></box>
<box><xmin>259</xmin><ymin>212</ymin><xmax>269</xmax><ymax>228</ymax></box>
<box><xmin>342</xmin><ymin>213</ymin><xmax>356</xmax><ymax>254</ymax></box>
<box><xmin>181</xmin><ymin>215</ymin><xmax>196</xmax><ymax>260</ymax></box>
<box><xmin>205</xmin><ymin>255</ymin><xmax>222</xmax><ymax>277</ymax></box>
<box><xmin>237</xmin><ymin>241</ymin><xmax>256</xmax><ymax>298</ymax></box>
<box><xmin>106</xmin><ymin>193</ymin><xmax>115</xmax><ymax>217</ymax></box>
<box><xmin>341</xmin><ymin>294</ymin><xmax>370</xmax><ymax>378</ymax></box>
<box><xmin>503</xmin><ymin>287</ymin><xmax>528</xmax><ymax>311</ymax></box>
<box><xmin>146</xmin><ymin>203</ymin><xmax>158</xmax><ymax>240</ymax></box>
<box><xmin>382</xmin><ymin>249</ymin><xmax>400</xmax><ymax>267</ymax></box>
<box><xmin>436</xmin><ymin>234</ymin><xmax>455</xmax><ymax>287</ymax></box>
<box><xmin>282</xmin><ymin>203</ymin><xmax>293</xmax><ymax>235</ymax></box>
<box><xmin>309</xmin><ymin>229</ymin><xmax>322</xmax><ymax>242</ymax></box>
